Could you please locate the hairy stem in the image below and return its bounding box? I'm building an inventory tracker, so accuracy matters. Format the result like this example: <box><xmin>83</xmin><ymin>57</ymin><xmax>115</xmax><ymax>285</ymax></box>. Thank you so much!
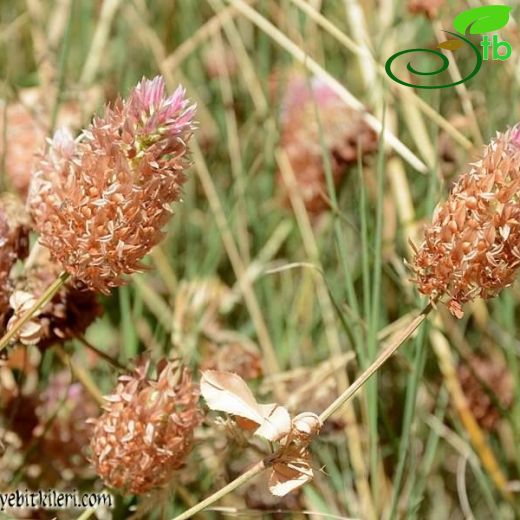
<box><xmin>0</xmin><ymin>271</ymin><xmax>70</xmax><ymax>353</ymax></box>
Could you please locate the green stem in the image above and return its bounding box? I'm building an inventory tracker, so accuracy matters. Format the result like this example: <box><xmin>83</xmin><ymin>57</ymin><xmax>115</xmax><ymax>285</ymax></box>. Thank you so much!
<box><xmin>0</xmin><ymin>271</ymin><xmax>70</xmax><ymax>352</ymax></box>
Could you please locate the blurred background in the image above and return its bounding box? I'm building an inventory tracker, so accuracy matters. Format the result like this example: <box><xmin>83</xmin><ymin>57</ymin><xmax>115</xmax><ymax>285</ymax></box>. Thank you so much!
<box><xmin>1</xmin><ymin>0</ymin><xmax>520</xmax><ymax>518</ymax></box>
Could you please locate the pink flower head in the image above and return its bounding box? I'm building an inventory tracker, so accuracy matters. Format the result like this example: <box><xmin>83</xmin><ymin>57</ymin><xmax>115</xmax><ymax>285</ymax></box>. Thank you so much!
<box><xmin>277</xmin><ymin>72</ymin><xmax>377</xmax><ymax>214</ymax></box>
<box><xmin>510</xmin><ymin>123</ymin><xmax>520</xmax><ymax>149</ymax></box>
<box><xmin>28</xmin><ymin>76</ymin><xmax>196</xmax><ymax>293</ymax></box>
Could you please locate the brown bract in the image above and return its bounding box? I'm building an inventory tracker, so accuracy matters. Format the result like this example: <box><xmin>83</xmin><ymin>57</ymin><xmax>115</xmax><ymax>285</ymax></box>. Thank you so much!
<box><xmin>89</xmin><ymin>359</ymin><xmax>201</xmax><ymax>494</ymax></box>
<box><xmin>411</xmin><ymin>127</ymin><xmax>520</xmax><ymax>318</ymax></box>
<box><xmin>28</xmin><ymin>76</ymin><xmax>196</xmax><ymax>293</ymax></box>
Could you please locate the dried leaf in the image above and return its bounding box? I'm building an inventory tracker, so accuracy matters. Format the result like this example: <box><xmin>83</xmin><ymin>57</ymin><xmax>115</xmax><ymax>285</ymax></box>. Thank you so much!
<box><xmin>200</xmin><ymin>370</ymin><xmax>265</xmax><ymax>423</ymax></box>
<box><xmin>235</xmin><ymin>416</ymin><xmax>259</xmax><ymax>431</ymax></box>
<box><xmin>268</xmin><ymin>446</ymin><xmax>313</xmax><ymax>496</ymax></box>
<box><xmin>292</xmin><ymin>412</ymin><xmax>322</xmax><ymax>438</ymax></box>
<box><xmin>256</xmin><ymin>403</ymin><xmax>291</xmax><ymax>442</ymax></box>
<box><xmin>200</xmin><ymin>370</ymin><xmax>291</xmax><ymax>441</ymax></box>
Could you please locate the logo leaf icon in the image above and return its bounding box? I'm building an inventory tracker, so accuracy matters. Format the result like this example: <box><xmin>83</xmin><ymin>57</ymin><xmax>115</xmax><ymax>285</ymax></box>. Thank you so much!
<box><xmin>438</xmin><ymin>40</ymin><xmax>464</xmax><ymax>51</ymax></box>
<box><xmin>453</xmin><ymin>5</ymin><xmax>512</xmax><ymax>35</ymax></box>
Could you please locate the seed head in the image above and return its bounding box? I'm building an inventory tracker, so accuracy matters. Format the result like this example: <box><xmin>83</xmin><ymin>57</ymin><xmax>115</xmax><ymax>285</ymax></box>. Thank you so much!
<box><xmin>28</xmin><ymin>76</ymin><xmax>196</xmax><ymax>293</ymax></box>
<box><xmin>411</xmin><ymin>126</ymin><xmax>520</xmax><ymax>317</ymax></box>
<box><xmin>457</xmin><ymin>355</ymin><xmax>512</xmax><ymax>431</ymax></box>
<box><xmin>201</xmin><ymin>341</ymin><xmax>262</xmax><ymax>381</ymax></box>
<box><xmin>89</xmin><ymin>359</ymin><xmax>201</xmax><ymax>494</ymax></box>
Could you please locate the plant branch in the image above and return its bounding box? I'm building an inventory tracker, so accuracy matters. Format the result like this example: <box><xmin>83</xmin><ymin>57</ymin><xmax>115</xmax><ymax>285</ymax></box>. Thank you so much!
<box><xmin>77</xmin><ymin>335</ymin><xmax>127</xmax><ymax>371</ymax></box>
<box><xmin>172</xmin><ymin>302</ymin><xmax>433</xmax><ymax>519</ymax></box>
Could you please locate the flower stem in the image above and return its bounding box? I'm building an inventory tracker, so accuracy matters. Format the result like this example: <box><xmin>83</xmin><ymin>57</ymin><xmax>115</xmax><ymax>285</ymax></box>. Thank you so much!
<box><xmin>77</xmin><ymin>335</ymin><xmax>127</xmax><ymax>371</ymax></box>
<box><xmin>0</xmin><ymin>271</ymin><xmax>70</xmax><ymax>353</ymax></box>
<box><xmin>171</xmin><ymin>459</ymin><xmax>268</xmax><ymax>520</ymax></box>
<box><xmin>319</xmin><ymin>303</ymin><xmax>432</xmax><ymax>423</ymax></box>
<box><xmin>54</xmin><ymin>344</ymin><xmax>104</xmax><ymax>406</ymax></box>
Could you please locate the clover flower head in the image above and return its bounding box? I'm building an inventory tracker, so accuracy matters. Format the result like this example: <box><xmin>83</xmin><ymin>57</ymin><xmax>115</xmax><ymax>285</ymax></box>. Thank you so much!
<box><xmin>277</xmin><ymin>73</ymin><xmax>377</xmax><ymax>214</ymax></box>
<box><xmin>411</xmin><ymin>125</ymin><xmax>520</xmax><ymax>317</ymax></box>
<box><xmin>89</xmin><ymin>359</ymin><xmax>201</xmax><ymax>494</ymax></box>
<box><xmin>28</xmin><ymin>76</ymin><xmax>196</xmax><ymax>293</ymax></box>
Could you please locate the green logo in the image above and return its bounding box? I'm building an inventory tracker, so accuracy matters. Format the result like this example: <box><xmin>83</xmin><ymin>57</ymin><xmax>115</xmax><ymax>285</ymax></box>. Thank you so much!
<box><xmin>385</xmin><ymin>5</ymin><xmax>513</xmax><ymax>89</ymax></box>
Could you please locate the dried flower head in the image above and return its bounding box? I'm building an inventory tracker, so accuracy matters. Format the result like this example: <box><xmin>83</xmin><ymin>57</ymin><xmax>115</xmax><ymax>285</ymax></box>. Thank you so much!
<box><xmin>89</xmin><ymin>359</ymin><xmax>201</xmax><ymax>494</ymax></box>
<box><xmin>14</xmin><ymin>247</ymin><xmax>102</xmax><ymax>348</ymax></box>
<box><xmin>408</xmin><ymin>0</ymin><xmax>445</xmax><ymax>18</ymax></box>
<box><xmin>28</xmin><ymin>76</ymin><xmax>196</xmax><ymax>293</ymax></box>
<box><xmin>34</xmin><ymin>370</ymin><xmax>99</xmax><ymax>483</ymax></box>
<box><xmin>277</xmin><ymin>73</ymin><xmax>377</xmax><ymax>214</ymax></box>
<box><xmin>171</xmin><ymin>278</ymin><xmax>232</xmax><ymax>349</ymax></box>
<box><xmin>6</xmin><ymin>290</ymin><xmax>43</xmax><ymax>346</ymax></box>
<box><xmin>0</xmin><ymin>102</ymin><xmax>46</xmax><ymax>199</ymax></box>
<box><xmin>0</xmin><ymin>88</ymin><xmax>102</xmax><ymax>200</ymax></box>
<box><xmin>201</xmin><ymin>340</ymin><xmax>262</xmax><ymax>381</ymax></box>
<box><xmin>457</xmin><ymin>355</ymin><xmax>513</xmax><ymax>431</ymax></box>
<box><xmin>411</xmin><ymin>126</ymin><xmax>520</xmax><ymax>318</ymax></box>
<box><xmin>2</xmin><ymin>393</ymin><xmax>40</xmax><ymax>447</ymax></box>
<box><xmin>204</xmin><ymin>43</ymin><xmax>238</xmax><ymax>79</ymax></box>
<box><xmin>0</xmin><ymin>195</ymin><xmax>30</xmax><ymax>325</ymax></box>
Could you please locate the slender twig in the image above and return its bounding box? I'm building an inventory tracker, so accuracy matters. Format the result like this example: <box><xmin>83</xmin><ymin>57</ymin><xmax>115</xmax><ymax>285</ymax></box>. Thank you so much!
<box><xmin>319</xmin><ymin>303</ymin><xmax>432</xmax><ymax>423</ymax></box>
<box><xmin>0</xmin><ymin>271</ymin><xmax>70</xmax><ymax>353</ymax></box>
<box><xmin>54</xmin><ymin>344</ymin><xmax>104</xmax><ymax>406</ymax></box>
<box><xmin>172</xmin><ymin>460</ymin><xmax>268</xmax><ymax>520</ymax></box>
<box><xmin>77</xmin><ymin>335</ymin><xmax>127</xmax><ymax>372</ymax></box>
